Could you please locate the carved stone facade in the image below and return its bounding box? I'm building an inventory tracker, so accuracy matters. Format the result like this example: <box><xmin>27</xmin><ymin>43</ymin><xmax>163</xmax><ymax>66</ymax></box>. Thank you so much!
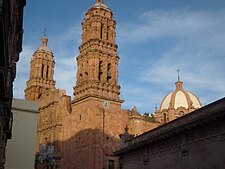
<box><xmin>35</xmin><ymin>89</ymin><xmax>70</xmax><ymax>169</ymax></box>
<box><xmin>0</xmin><ymin>0</ymin><xmax>26</xmax><ymax>168</ymax></box>
<box><xmin>116</xmin><ymin>97</ymin><xmax>225</xmax><ymax>169</ymax></box>
<box><xmin>25</xmin><ymin>1</ymin><xmax>158</xmax><ymax>169</ymax></box>
<box><xmin>74</xmin><ymin>0</ymin><xmax>120</xmax><ymax>103</ymax></box>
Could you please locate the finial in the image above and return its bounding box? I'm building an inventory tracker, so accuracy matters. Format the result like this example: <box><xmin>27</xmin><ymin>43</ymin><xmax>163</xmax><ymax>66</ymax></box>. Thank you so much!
<box><xmin>177</xmin><ymin>68</ymin><xmax>180</xmax><ymax>82</ymax></box>
<box><xmin>175</xmin><ymin>68</ymin><xmax>183</xmax><ymax>90</ymax></box>
<box><xmin>132</xmin><ymin>106</ymin><xmax>137</xmax><ymax>112</ymax></box>
<box><xmin>155</xmin><ymin>105</ymin><xmax>158</xmax><ymax>112</ymax></box>
<box><xmin>41</xmin><ymin>28</ymin><xmax>48</xmax><ymax>46</ymax></box>
<box><xmin>44</xmin><ymin>28</ymin><xmax>47</xmax><ymax>37</ymax></box>
<box><xmin>96</xmin><ymin>0</ymin><xmax>103</xmax><ymax>3</ymax></box>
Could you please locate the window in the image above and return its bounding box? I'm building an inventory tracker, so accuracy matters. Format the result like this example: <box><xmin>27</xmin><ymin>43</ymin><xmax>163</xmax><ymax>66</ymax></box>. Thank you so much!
<box><xmin>107</xmin><ymin>63</ymin><xmax>111</xmax><ymax>82</ymax></box>
<box><xmin>41</xmin><ymin>64</ymin><xmax>44</xmax><ymax>78</ymax></box>
<box><xmin>108</xmin><ymin>160</ymin><xmax>114</xmax><ymax>169</ymax></box>
<box><xmin>179</xmin><ymin>111</ymin><xmax>184</xmax><ymax>116</ymax></box>
<box><xmin>106</xmin><ymin>31</ymin><xmax>109</xmax><ymax>40</ymax></box>
<box><xmin>98</xmin><ymin>61</ymin><xmax>103</xmax><ymax>80</ymax></box>
<box><xmin>106</xmin><ymin>26</ymin><xmax>109</xmax><ymax>40</ymax></box>
<box><xmin>46</xmin><ymin>65</ymin><xmax>49</xmax><ymax>79</ymax></box>
<box><xmin>100</xmin><ymin>24</ymin><xmax>103</xmax><ymax>39</ymax></box>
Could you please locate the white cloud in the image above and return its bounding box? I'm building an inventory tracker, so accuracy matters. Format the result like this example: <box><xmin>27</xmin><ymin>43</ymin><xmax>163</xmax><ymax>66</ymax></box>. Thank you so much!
<box><xmin>13</xmin><ymin>45</ymin><xmax>34</xmax><ymax>98</ymax></box>
<box><xmin>54</xmin><ymin>56</ymin><xmax>77</xmax><ymax>98</ymax></box>
<box><xmin>118</xmin><ymin>9</ymin><xmax>225</xmax><ymax>43</ymax></box>
<box><xmin>117</xmin><ymin>8</ymin><xmax>225</xmax><ymax>112</ymax></box>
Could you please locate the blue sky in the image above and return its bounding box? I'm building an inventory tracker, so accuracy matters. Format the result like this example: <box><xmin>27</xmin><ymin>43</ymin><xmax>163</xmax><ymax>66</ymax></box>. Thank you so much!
<box><xmin>14</xmin><ymin>0</ymin><xmax>225</xmax><ymax>114</ymax></box>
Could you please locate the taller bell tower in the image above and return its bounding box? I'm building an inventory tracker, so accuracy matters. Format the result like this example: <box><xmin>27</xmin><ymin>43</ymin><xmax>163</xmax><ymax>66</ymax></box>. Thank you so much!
<box><xmin>73</xmin><ymin>0</ymin><xmax>121</xmax><ymax>103</ymax></box>
<box><xmin>69</xmin><ymin>1</ymin><xmax>124</xmax><ymax>169</ymax></box>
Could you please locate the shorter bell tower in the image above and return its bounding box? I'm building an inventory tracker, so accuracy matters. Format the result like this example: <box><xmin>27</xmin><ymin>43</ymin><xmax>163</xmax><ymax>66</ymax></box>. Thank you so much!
<box><xmin>25</xmin><ymin>35</ymin><xmax>55</xmax><ymax>101</ymax></box>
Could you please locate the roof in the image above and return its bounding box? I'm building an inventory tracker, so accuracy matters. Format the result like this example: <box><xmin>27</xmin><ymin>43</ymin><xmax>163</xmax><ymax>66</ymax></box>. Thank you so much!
<box><xmin>115</xmin><ymin>97</ymin><xmax>225</xmax><ymax>155</ymax></box>
<box><xmin>12</xmin><ymin>98</ymin><xmax>39</xmax><ymax>113</ymax></box>
<box><xmin>160</xmin><ymin>80</ymin><xmax>202</xmax><ymax>111</ymax></box>
<box><xmin>35</xmin><ymin>36</ymin><xmax>52</xmax><ymax>53</ymax></box>
<box><xmin>91</xmin><ymin>2</ymin><xmax>111</xmax><ymax>12</ymax></box>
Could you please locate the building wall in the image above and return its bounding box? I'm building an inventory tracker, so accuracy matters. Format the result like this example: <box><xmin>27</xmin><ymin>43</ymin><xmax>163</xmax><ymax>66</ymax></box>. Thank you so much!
<box><xmin>117</xmin><ymin>97</ymin><xmax>225</xmax><ymax>169</ymax></box>
<box><xmin>0</xmin><ymin>0</ymin><xmax>26</xmax><ymax>168</ymax></box>
<box><xmin>34</xmin><ymin>90</ymin><xmax>157</xmax><ymax>169</ymax></box>
<box><xmin>67</xmin><ymin>98</ymin><xmax>126</xmax><ymax>169</ymax></box>
<box><xmin>35</xmin><ymin>89</ymin><xmax>70</xmax><ymax>169</ymax></box>
<box><xmin>5</xmin><ymin>99</ymin><xmax>38</xmax><ymax>169</ymax></box>
<box><xmin>128</xmin><ymin>116</ymin><xmax>159</xmax><ymax>136</ymax></box>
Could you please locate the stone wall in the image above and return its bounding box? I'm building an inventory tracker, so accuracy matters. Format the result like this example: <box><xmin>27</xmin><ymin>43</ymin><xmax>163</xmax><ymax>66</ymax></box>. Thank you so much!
<box><xmin>35</xmin><ymin>89</ymin><xmax>71</xmax><ymax>169</ymax></box>
<box><xmin>116</xmin><ymin>97</ymin><xmax>225</xmax><ymax>169</ymax></box>
<box><xmin>0</xmin><ymin>0</ymin><xmax>26</xmax><ymax>168</ymax></box>
<box><xmin>35</xmin><ymin>91</ymin><xmax>158</xmax><ymax>169</ymax></box>
<box><xmin>64</xmin><ymin>98</ymin><xmax>126</xmax><ymax>169</ymax></box>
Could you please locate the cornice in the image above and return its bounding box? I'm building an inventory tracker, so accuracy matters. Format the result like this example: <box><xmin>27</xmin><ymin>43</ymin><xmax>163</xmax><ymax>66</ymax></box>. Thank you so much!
<box><xmin>115</xmin><ymin>97</ymin><xmax>225</xmax><ymax>155</ymax></box>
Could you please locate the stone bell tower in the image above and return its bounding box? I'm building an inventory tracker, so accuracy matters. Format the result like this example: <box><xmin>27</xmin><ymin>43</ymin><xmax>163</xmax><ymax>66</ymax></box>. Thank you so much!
<box><xmin>73</xmin><ymin>0</ymin><xmax>121</xmax><ymax>103</ymax></box>
<box><xmin>68</xmin><ymin>1</ymin><xmax>125</xmax><ymax>169</ymax></box>
<box><xmin>25</xmin><ymin>35</ymin><xmax>55</xmax><ymax>101</ymax></box>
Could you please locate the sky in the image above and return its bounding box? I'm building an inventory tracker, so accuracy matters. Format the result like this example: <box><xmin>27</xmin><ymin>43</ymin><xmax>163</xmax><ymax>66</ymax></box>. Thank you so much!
<box><xmin>14</xmin><ymin>0</ymin><xmax>225</xmax><ymax>114</ymax></box>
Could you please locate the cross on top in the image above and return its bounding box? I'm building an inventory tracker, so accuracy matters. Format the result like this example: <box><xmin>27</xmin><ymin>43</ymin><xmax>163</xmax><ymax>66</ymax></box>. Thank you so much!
<box><xmin>44</xmin><ymin>28</ymin><xmax>47</xmax><ymax>36</ymax></box>
<box><xmin>177</xmin><ymin>68</ymin><xmax>180</xmax><ymax>81</ymax></box>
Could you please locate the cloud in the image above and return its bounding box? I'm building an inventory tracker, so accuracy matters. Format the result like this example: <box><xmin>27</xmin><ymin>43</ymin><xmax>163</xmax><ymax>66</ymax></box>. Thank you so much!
<box><xmin>117</xmin><ymin>8</ymin><xmax>225</xmax><ymax>112</ymax></box>
<box><xmin>121</xmin><ymin>83</ymin><xmax>166</xmax><ymax>113</ymax></box>
<box><xmin>13</xmin><ymin>45</ymin><xmax>34</xmax><ymax>98</ymax></box>
<box><xmin>117</xmin><ymin>9</ymin><xmax>225</xmax><ymax>43</ymax></box>
<box><xmin>54</xmin><ymin>56</ymin><xmax>77</xmax><ymax>97</ymax></box>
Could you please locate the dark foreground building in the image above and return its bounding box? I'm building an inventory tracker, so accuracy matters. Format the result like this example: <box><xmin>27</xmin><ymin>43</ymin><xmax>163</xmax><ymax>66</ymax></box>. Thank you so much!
<box><xmin>0</xmin><ymin>0</ymin><xmax>26</xmax><ymax>168</ymax></box>
<box><xmin>116</xmin><ymin>97</ymin><xmax>225</xmax><ymax>169</ymax></box>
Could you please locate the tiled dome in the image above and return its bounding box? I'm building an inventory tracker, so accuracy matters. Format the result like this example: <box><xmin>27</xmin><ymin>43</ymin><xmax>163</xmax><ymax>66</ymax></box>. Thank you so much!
<box><xmin>160</xmin><ymin>80</ymin><xmax>202</xmax><ymax>111</ymax></box>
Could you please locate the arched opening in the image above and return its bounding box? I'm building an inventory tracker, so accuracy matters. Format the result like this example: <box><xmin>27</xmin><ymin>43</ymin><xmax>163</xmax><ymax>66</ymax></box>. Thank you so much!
<box><xmin>179</xmin><ymin>111</ymin><xmax>184</xmax><ymax>116</ymax></box>
<box><xmin>106</xmin><ymin>25</ymin><xmax>109</xmax><ymax>40</ymax></box>
<box><xmin>46</xmin><ymin>65</ymin><xmax>49</xmax><ymax>79</ymax></box>
<box><xmin>41</xmin><ymin>64</ymin><xmax>44</xmax><ymax>78</ymax></box>
<box><xmin>107</xmin><ymin>63</ymin><xmax>111</xmax><ymax>82</ymax></box>
<box><xmin>98</xmin><ymin>61</ymin><xmax>103</xmax><ymax>80</ymax></box>
<box><xmin>100</xmin><ymin>24</ymin><xmax>103</xmax><ymax>39</ymax></box>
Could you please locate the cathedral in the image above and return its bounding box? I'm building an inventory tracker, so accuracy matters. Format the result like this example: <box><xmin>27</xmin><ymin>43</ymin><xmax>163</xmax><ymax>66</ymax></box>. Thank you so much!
<box><xmin>24</xmin><ymin>1</ymin><xmax>202</xmax><ymax>169</ymax></box>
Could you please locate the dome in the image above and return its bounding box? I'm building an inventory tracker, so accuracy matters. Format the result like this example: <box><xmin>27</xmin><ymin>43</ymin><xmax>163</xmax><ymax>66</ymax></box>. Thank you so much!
<box><xmin>93</xmin><ymin>3</ymin><xmax>109</xmax><ymax>9</ymax></box>
<box><xmin>155</xmin><ymin>78</ymin><xmax>202</xmax><ymax>124</ymax></box>
<box><xmin>160</xmin><ymin>80</ymin><xmax>202</xmax><ymax>111</ymax></box>
<box><xmin>36</xmin><ymin>36</ymin><xmax>52</xmax><ymax>53</ymax></box>
<box><xmin>92</xmin><ymin>0</ymin><xmax>110</xmax><ymax>11</ymax></box>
